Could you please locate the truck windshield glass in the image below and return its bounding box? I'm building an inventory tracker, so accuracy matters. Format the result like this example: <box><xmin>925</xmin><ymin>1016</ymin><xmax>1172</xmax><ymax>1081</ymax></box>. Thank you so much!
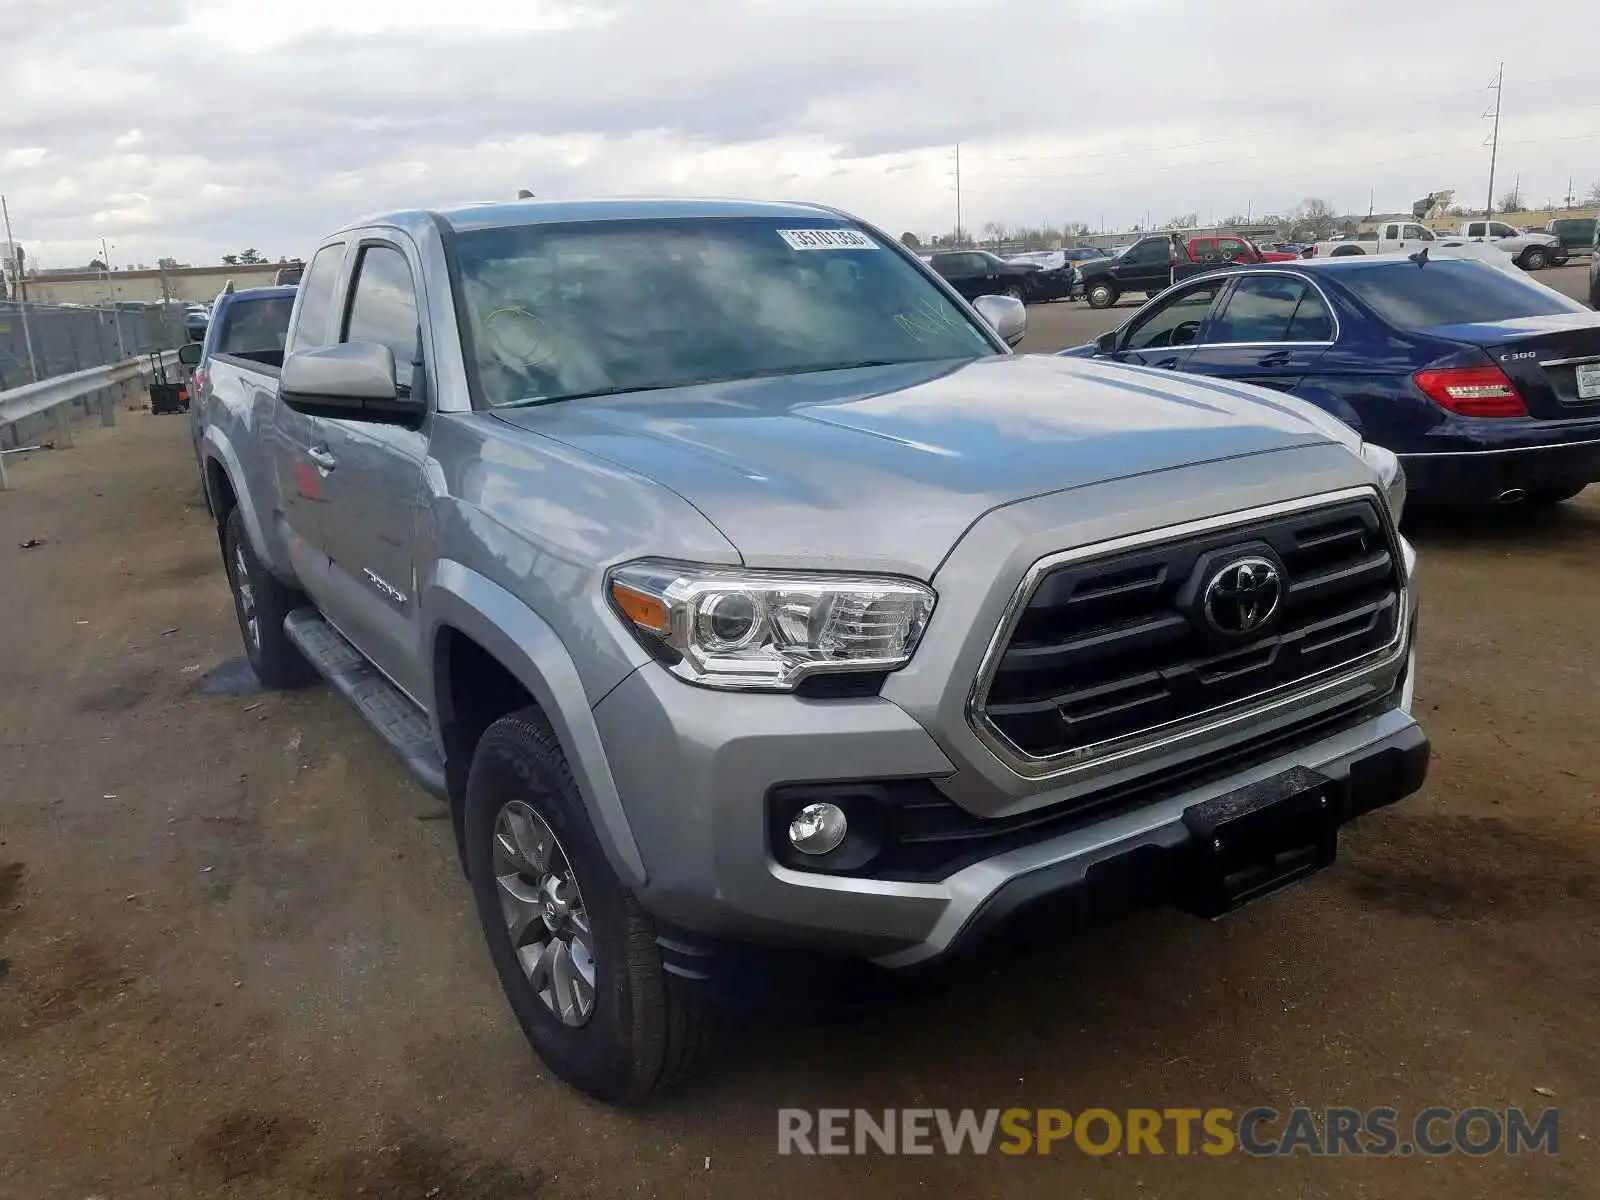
<box><xmin>450</xmin><ymin>218</ymin><xmax>998</xmax><ymax>407</ymax></box>
<box><xmin>1340</xmin><ymin>260</ymin><xmax>1587</xmax><ymax>328</ymax></box>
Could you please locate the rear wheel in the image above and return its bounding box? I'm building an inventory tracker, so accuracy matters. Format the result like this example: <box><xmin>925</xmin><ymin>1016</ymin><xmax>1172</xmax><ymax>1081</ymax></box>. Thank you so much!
<box><xmin>1001</xmin><ymin>284</ymin><xmax>1026</xmax><ymax>302</ymax></box>
<box><xmin>1330</xmin><ymin>246</ymin><xmax>1364</xmax><ymax>258</ymax></box>
<box><xmin>1521</xmin><ymin>247</ymin><xmax>1549</xmax><ymax>271</ymax></box>
<box><xmin>465</xmin><ymin>707</ymin><xmax>715</xmax><ymax>1104</ymax></box>
<box><xmin>1087</xmin><ymin>282</ymin><xmax>1119</xmax><ymax>309</ymax></box>
<box><xmin>221</xmin><ymin>508</ymin><xmax>315</xmax><ymax>688</ymax></box>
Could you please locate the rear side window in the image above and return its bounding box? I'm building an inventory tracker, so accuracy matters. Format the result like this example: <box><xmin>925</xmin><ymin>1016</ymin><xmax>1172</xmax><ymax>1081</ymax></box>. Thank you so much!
<box><xmin>289</xmin><ymin>243</ymin><xmax>345</xmax><ymax>350</ymax></box>
<box><xmin>1341</xmin><ymin>261</ymin><xmax>1588</xmax><ymax>328</ymax></box>
<box><xmin>1208</xmin><ymin>276</ymin><xmax>1332</xmax><ymax>343</ymax></box>
<box><xmin>215</xmin><ymin>297</ymin><xmax>295</xmax><ymax>362</ymax></box>
<box><xmin>343</xmin><ymin>245</ymin><xmax>420</xmax><ymax>393</ymax></box>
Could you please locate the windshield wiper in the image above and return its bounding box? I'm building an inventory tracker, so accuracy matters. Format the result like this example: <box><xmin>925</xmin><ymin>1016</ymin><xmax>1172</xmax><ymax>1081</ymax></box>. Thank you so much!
<box><xmin>496</xmin><ymin>359</ymin><xmax>944</xmax><ymax>409</ymax></box>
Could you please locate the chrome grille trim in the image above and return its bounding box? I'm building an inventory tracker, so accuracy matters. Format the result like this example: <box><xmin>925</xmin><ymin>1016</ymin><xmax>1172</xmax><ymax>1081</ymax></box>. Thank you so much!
<box><xmin>965</xmin><ymin>486</ymin><xmax>1412</xmax><ymax>784</ymax></box>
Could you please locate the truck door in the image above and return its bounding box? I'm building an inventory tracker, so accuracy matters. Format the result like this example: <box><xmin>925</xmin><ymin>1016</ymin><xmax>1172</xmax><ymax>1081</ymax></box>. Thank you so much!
<box><xmin>1116</xmin><ymin>237</ymin><xmax>1177</xmax><ymax>295</ymax></box>
<box><xmin>270</xmin><ymin>241</ymin><xmax>347</xmax><ymax>590</ymax></box>
<box><xmin>309</xmin><ymin>237</ymin><xmax>431</xmax><ymax>702</ymax></box>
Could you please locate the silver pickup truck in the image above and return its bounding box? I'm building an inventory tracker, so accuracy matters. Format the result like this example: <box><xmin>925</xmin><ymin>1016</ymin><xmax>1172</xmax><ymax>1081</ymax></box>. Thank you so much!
<box><xmin>184</xmin><ymin>198</ymin><xmax>1426</xmax><ymax>1104</ymax></box>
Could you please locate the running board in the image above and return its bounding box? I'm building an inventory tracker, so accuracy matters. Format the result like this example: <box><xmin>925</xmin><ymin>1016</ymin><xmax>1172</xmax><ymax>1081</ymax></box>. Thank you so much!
<box><xmin>283</xmin><ymin>608</ymin><xmax>447</xmax><ymax>799</ymax></box>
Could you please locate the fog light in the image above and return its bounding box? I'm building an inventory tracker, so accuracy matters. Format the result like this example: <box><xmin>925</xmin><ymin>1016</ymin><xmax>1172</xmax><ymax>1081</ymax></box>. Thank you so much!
<box><xmin>787</xmin><ymin>802</ymin><xmax>848</xmax><ymax>856</ymax></box>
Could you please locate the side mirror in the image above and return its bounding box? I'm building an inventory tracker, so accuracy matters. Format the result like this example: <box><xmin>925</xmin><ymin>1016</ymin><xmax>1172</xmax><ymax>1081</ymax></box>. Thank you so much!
<box><xmin>176</xmin><ymin>343</ymin><xmax>203</xmax><ymax>366</ymax></box>
<box><xmin>1095</xmin><ymin>330</ymin><xmax>1119</xmax><ymax>355</ymax></box>
<box><xmin>973</xmin><ymin>294</ymin><xmax>1027</xmax><ymax>348</ymax></box>
<box><xmin>279</xmin><ymin>341</ymin><xmax>422</xmax><ymax>424</ymax></box>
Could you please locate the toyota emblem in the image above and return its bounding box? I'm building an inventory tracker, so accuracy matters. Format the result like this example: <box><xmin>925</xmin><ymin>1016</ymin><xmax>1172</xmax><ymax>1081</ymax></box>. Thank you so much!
<box><xmin>1202</xmin><ymin>556</ymin><xmax>1283</xmax><ymax>635</ymax></box>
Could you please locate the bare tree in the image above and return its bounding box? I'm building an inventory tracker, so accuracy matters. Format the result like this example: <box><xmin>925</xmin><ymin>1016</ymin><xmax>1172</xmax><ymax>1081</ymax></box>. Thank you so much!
<box><xmin>900</xmin><ymin>231</ymin><xmax>922</xmax><ymax>250</ymax></box>
<box><xmin>1163</xmin><ymin>213</ymin><xmax>1198</xmax><ymax>231</ymax></box>
<box><xmin>1586</xmin><ymin>180</ymin><xmax>1600</xmax><ymax>207</ymax></box>
<box><xmin>1497</xmin><ymin>187</ymin><xmax>1526</xmax><ymax>213</ymax></box>
<box><xmin>1290</xmin><ymin>198</ymin><xmax>1339</xmax><ymax>240</ymax></box>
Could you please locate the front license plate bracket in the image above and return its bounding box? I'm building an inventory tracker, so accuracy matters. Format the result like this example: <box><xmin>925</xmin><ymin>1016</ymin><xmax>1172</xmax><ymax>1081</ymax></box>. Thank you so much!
<box><xmin>1178</xmin><ymin>766</ymin><xmax>1338</xmax><ymax>918</ymax></box>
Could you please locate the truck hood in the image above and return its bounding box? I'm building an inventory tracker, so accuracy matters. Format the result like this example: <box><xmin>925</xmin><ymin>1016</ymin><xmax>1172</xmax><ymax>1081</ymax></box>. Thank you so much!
<box><xmin>494</xmin><ymin>355</ymin><xmax>1337</xmax><ymax>577</ymax></box>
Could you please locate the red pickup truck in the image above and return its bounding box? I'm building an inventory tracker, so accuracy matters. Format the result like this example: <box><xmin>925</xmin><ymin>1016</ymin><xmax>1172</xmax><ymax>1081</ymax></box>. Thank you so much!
<box><xmin>1185</xmin><ymin>235</ymin><xmax>1298</xmax><ymax>265</ymax></box>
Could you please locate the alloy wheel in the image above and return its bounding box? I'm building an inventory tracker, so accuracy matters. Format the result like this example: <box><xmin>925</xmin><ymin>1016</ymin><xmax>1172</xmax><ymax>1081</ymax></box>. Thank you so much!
<box><xmin>492</xmin><ymin>800</ymin><xmax>597</xmax><ymax>1027</ymax></box>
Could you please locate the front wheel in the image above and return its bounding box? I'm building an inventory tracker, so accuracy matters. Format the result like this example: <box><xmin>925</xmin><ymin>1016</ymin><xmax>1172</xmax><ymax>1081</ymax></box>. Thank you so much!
<box><xmin>465</xmin><ymin>708</ymin><xmax>715</xmax><ymax>1104</ymax></box>
<box><xmin>1521</xmin><ymin>248</ymin><xmax>1549</xmax><ymax>271</ymax></box>
<box><xmin>1086</xmin><ymin>282</ymin><xmax>1119</xmax><ymax>309</ymax></box>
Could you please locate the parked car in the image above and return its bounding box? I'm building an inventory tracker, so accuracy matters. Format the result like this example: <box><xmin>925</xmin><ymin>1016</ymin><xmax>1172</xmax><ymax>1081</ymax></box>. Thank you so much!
<box><xmin>176</xmin><ymin>285</ymin><xmax>297</xmax><ymax>477</ymax></box>
<box><xmin>182</xmin><ymin>303</ymin><xmax>209</xmax><ymax>342</ymax></box>
<box><xmin>1061</xmin><ymin>255</ymin><xmax>1600</xmax><ymax>507</ymax></box>
<box><xmin>189</xmin><ymin>197</ymin><xmax>1424</xmax><ymax>1103</ymax></box>
<box><xmin>1186</xmin><ymin>235</ymin><xmax>1298</xmax><ymax>264</ymax></box>
<box><xmin>1456</xmin><ymin>219</ymin><xmax>1567</xmax><ymax>270</ymax></box>
<box><xmin>928</xmin><ymin>248</ymin><xmax>1075</xmax><ymax>302</ymax></box>
<box><xmin>1062</xmin><ymin>246</ymin><xmax>1111</xmax><ymax>265</ymax></box>
<box><xmin>1309</xmin><ymin>221</ymin><xmax>1464</xmax><ymax>260</ymax></box>
<box><xmin>1075</xmin><ymin>233</ymin><xmax>1246</xmax><ymax>309</ymax></box>
<box><xmin>1589</xmin><ymin>221</ymin><xmax>1599</xmax><ymax>308</ymax></box>
<box><xmin>1546</xmin><ymin>217</ymin><xmax>1596</xmax><ymax>257</ymax></box>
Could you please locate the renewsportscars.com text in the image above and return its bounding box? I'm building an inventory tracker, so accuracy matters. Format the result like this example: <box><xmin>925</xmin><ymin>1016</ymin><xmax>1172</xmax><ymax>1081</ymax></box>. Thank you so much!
<box><xmin>777</xmin><ymin>1106</ymin><xmax>1559</xmax><ymax>1157</ymax></box>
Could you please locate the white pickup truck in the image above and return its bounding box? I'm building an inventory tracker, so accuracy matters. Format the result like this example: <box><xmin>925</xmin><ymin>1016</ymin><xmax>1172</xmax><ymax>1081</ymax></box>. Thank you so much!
<box><xmin>1309</xmin><ymin>221</ymin><xmax>1539</xmax><ymax>274</ymax></box>
<box><xmin>1310</xmin><ymin>221</ymin><xmax>1459</xmax><ymax>259</ymax></box>
<box><xmin>1454</xmin><ymin>219</ymin><xmax>1567</xmax><ymax>271</ymax></box>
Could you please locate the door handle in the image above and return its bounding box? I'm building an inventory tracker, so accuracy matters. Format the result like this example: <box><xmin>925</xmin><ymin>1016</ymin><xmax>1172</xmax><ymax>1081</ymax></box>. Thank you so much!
<box><xmin>1257</xmin><ymin>350</ymin><xmax>1292</xmax><ymax>367</ymax></box>
<box><xmin>1152</xmin><ymin>356</ymin><xmax>1181</xmax><ymax>369</ymax></box>
<box><xmin>306</xmin><ymin>445</ymin><xmax>338</xmax><ymax>472</ymax></box>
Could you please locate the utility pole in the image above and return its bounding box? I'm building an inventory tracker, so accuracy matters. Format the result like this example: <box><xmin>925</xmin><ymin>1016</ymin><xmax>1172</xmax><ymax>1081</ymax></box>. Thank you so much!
<box><xmin>1565</xmin><ymin>176</ymin><xmax>1575</xmax><ymax>210</ymax></box>
<box><xmin>1483</xmin><ymin>61</ymin><xmax>1503</xmax><ymax>218</ymax></box>
<box><xmin>953</xmin><ymin>143</ymin><xmax>963</xmax><ymax>247</ymax></box>
<box><xmin>1</xmin><ymin>193</ymin><xmax>39</xmax><ymax>382</ymax></box>
<box><xmin>101</xmin><ymin>236</ymin><xmax>127</xmax><ymax>358</ymax></box>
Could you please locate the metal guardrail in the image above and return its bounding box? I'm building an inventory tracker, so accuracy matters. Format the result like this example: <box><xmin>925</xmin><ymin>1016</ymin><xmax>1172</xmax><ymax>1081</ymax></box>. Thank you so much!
<box><xmin>0</xmin><ymin>350</ymin><xmax>178</xmax><ymax>490</ymax></box>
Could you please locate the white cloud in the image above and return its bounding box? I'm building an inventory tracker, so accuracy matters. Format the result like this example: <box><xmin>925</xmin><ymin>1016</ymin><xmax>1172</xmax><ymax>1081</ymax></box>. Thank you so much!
<box><xmin>0</xmin><ymin>0</ymin><xmax>1594</xmax><ymax>268</ymax></box>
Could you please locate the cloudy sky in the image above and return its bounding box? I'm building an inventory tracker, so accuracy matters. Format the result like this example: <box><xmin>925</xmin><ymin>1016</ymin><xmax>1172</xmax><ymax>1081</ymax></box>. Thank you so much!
<box><xmin>3</xmin><ymin>0</ymin><xmax>1597</xmax><ymax>269</ymax></box>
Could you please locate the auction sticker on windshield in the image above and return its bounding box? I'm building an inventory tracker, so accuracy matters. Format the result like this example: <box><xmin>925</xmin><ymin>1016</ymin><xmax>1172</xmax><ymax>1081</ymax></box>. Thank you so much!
<box><xmin>778</xmin><ymin>228</ymin><xmax>878</xmax><ymax>251</ymax></box>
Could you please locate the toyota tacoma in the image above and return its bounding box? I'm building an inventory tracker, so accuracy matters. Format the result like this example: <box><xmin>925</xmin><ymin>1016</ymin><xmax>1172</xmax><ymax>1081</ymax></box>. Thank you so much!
<box><xmin>191</xmin><ymin>198</ymin><xmax>1427</xmax><ymax>1104</ymax></box>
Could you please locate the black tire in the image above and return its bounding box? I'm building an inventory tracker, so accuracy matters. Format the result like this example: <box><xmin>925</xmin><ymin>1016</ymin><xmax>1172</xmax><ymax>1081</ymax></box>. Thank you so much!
<box><xmin>221</xmin><ymin>508</ymin><xmax>315</xmax><ymax>688</ymax></box>
<box><xmin>1086</xmin><ymin>282</ymin><xmax>1119</xmax><ymax>309</ymax></box>
<box><xmin>464</xmin><ymin>707</ymin><xmax>714</xmax><ymax>1104</ymax></box>
<box><xmin>1521</xmin><ymin>248</ymin><xmax>1549</xmax><ymax>271</ymax></box>
<box><xmin>1522</xmin><ymin>482</ymin><xmax>1587</xmax><ymax>506</ymax></box>
<box><xmin>1001</xmin><ymin>284</ymin><xmax>1026</xmax><ymax>302</ymax></box>
<box><xmin>1330</xmin><ymin>246</ymin><xmax>1364</xmax><ymax>258</ymax></box>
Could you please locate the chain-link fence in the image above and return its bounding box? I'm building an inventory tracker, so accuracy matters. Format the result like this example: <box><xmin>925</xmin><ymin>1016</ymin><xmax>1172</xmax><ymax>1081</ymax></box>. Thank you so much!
<box><xmin>0</xmin><ymin>302</ymin><xmax>185</xmax><ymax>392</ymax></box>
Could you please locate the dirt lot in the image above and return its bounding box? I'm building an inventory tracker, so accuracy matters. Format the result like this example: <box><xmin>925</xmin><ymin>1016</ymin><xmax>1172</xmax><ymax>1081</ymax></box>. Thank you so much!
<box><xmin>0</xmin><ymin>266</ymin><xmax>1595</xmax><ymax>1198</ymax></box>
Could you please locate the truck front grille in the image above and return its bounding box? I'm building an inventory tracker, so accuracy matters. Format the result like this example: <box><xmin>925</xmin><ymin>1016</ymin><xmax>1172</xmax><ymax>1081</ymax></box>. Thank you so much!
<box><xmin>973</xmin><ymin>496</ymin><xmax>1403</xmax><ymax>766</ymax></box>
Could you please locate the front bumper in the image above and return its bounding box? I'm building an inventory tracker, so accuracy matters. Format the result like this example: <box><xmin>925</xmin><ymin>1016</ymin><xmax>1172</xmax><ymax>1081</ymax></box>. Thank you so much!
<box><xmin>1402</xmin><ymin>437</ymin><xmax>1600</xmax><ymax>502</ymax></box>
<box><xmin>594</xmin><ymin>657</ymin><xmax>1426</xmax><ymax>969</ymax></box>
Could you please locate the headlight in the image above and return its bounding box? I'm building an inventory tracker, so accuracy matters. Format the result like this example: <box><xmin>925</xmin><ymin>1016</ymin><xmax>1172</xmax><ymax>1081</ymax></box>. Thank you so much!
<box><xmin>1360</xmin><ymin>442</ymin><xmax>1407</xmax><ymax>524</ymax></box>
<box><xmin>607</xmin><ymin>560</ymin><xmax>936</xmax><ymax>691</ymax></box>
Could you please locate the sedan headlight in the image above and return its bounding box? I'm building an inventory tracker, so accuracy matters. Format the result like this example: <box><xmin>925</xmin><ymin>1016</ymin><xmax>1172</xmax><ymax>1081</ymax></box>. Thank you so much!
<box><xmin>607</xmin><ymin>560</ymin><xmax>936</xmax><ymax>691</ymax></box>
<box><xmin>1360</xmin><ymin>442</ymin><xmax>1407</xmax><ymax>524</ymax></box>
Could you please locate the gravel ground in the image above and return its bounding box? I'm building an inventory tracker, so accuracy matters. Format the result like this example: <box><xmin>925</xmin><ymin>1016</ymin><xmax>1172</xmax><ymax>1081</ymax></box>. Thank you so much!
<box><xmin>0</xmin><ymin>265</ymin><xmax>1595</xmax><ymax>1198</ymax></box>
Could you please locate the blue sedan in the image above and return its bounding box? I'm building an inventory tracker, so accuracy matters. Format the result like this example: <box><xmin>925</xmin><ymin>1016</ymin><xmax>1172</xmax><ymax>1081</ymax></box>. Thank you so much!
<box><xmin>1060</xmin><ymin>256</ymin><xmax>1600</xmax><ymax>507</ymax></box>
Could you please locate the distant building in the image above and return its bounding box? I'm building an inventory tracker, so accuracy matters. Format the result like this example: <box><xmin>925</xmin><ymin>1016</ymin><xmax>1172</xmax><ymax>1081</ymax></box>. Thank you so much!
<box><xmin>22</xmin><ymin>261</ymin><xmax>284</xmax><ymax>305</ymax></box>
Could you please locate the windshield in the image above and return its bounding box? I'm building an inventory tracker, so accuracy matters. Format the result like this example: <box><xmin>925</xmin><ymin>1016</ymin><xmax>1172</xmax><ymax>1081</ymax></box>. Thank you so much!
<box><xmin>1340</xmin><ymin>260</ymin><xmax>1589</xmax><ymax>328</ymax></box>
<box><xmin>450</xmin><ymin>217</ymin><xmax>998</xmax><ymax>408</ymax></box>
